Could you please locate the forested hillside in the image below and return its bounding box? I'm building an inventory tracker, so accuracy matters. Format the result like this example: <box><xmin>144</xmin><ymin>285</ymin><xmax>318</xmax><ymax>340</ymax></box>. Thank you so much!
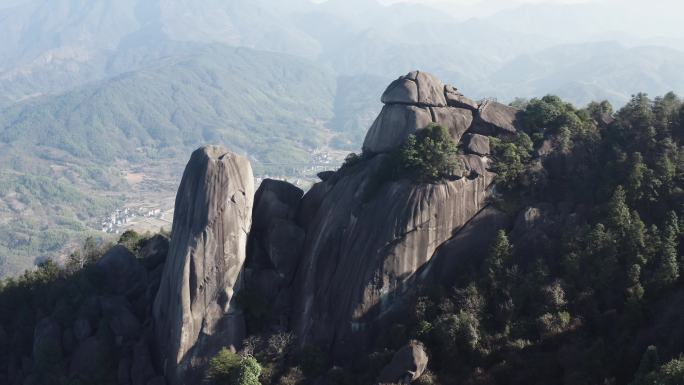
<box><xmin>0</xmin><ymin>45</ymin><xmax>380</xmax><ymax>277</ymax></box>
<box><xmin>1</xmin><ymin>91</ymin><xmax>683</xmax><ymax>385</ymax></box>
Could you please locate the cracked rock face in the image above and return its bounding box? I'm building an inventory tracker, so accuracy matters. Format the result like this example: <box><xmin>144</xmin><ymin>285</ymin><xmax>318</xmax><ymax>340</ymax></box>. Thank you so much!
<box><xmin>472</xmin><ymin>100</ymin><xmax>522</xmax><ymax>135</ymax></box>
<box><xmin>381</xmin><ymin>71</ymin><xmax>447</xmax><ymax>107</ymax></box>
<box><xmin>291</xmin><ymin>154</ymin><xmax>495</xmax><ymax>357</ymax></box>
<box><xmin>364</xmin><ymin>70</ymin><xmax>518</xmax><ymax>154</ymax></box>
<box><xmin>153</xmin><ymin>146</ymin><xmax>254</xmax><ymax>385</ymax></box>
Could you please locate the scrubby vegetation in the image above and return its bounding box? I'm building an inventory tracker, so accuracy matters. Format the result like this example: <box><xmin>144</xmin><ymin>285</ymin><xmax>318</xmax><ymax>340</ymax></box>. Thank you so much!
<box><xmin>0</xmin><ymin>232</ymin><xmax>167</xmax><ymax>385</ymax></box>
<box><xmin>207</xmin><ymin>348</ymin><xmax>262</xmax><ymax>385</ymax></box>
<box><xmin>341</xmin><ymin>123</ymin><xmax>462</xmax><ymax>194</ymax></box>
<box><xmin>398</xmin><ymin>124</ymin><xmax>461</xmax><ymax>182</ymax></box>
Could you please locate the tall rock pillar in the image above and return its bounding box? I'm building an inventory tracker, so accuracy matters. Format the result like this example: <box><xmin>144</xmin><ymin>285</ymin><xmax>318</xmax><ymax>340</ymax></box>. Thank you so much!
<box><xmin>153</xmin><ymin>146</ymin><xmax>254</xmax><ymax>385</ymax></box>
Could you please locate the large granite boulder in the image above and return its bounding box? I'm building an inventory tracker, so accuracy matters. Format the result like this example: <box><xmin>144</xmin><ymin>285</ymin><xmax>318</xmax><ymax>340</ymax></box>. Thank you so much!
<box><xmin>252</xmin><ymin>179</ymin><xmax>303</xmax><ymax>232</ymax></box>
<box><xmin>445</xmin><ymin>85</ymin><xmax>479</xmax><ymax>110</ymax></box>
<box><xmin>472</xmin><ymin>100</ymin><xmax>521</xmax><ymax>135</ymax></box>
<box><xmin>463</xmin><ymin>133</ymin><xmax>491</xmax><ymax>156</ymax></box>
<box><xmin>290</xmin><ymin>153</ymin><xmax>495</xmax><ymax>356</ymax></box>
<box><xmin>364</xmin><ymin>71</ymin><xmax>484</xmax><ymax>154</ymax></box>
<box><xmin>33</xmin><ymin>318</ymin><xmax>62</xmax><ymax>368</ymax></box>
<box><xmin>378</xmin><ymin>341</ymin><xmax>429</xmax><ymax>384</ymax></box>
<box><xmin>431</xmin><ymin>107</ymin><xmax>473</xmax><ymax>142</ymax></box>
<box><xmin>381</xmin><ymin>71</ymin><xmax>446</xmax><ymax>107</ymax></box>
<box><xmin>69</xmin><ymin>337</ymin><xmax>113</xmax><ymax>381</ymax></box>
<box><xmin>100</xmin><ymin>296</ymin><xmax>141</xmax><ymax>342</ymax></box>
<box><xmin>73</xmin><ymin>318</ymin><xmax>92</xmax><ymax>342</ymax></box>
<box><xmin>363</xmin><ymin>104</ymin><xmax>433</xmax><ymax>154</ymax></box>
<box><xmin>153</xmin><ymin>146</ymin><xmax>255</xmax><ymax>385</ymax></box>
<box><xmin>0</xmin><ymin>325</ymin><xmax>7</xmax><ymax>348</ymax></box>
<box><xmin>96</xmin><ymin>245</ymin><xmax>147</xmax><ymax>296</ymax></box>
<box><xmin>139</xmin><ymin>234</ymin><xmax>169</xmax><ymax>270</ymax></box>
<box><xmin>263</xmin><ymin>219</ymin><xmax>305</xmax><ymax>278</ymax></box>
<box><xmin>131</xmin><ymin>339</ymin><xmax>157</xmax><ymax>385</ymax></box>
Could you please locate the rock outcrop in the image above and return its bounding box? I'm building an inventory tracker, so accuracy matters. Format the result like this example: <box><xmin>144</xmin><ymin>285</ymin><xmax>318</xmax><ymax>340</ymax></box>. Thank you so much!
<box><xmin>364</xmin><ymin>71</ymin><xmax>519</xmax><ymax>154</ymax></box>
<box><xmin>143</xmin><ymin>71</ymin><xmax>520</xmax><ymax>379</ymax></box>
<box><xmin>243</xmin><ymin>70</ymin><xmax>521</xmax><ymax>358</ymax></box>
<box><xmin>96</xmin><ymin>245</ymin><xmax>147</xmax><ymax>297</ymax></box>
<box><xmin>471</xmin><ymin>99</ymin><xmax>522</xmax><ymax>135</ymax></box>
<box><xmin>244</xmin><ymin>179</ymin><xmax>306</xmax><ymax>329</ymax></box>
<box><xmin>290</xmin><ymin>156</ymin><xmax>496</xmax><ymax>356</ymax></box>
<box><xmin>153</xmin><ymin>146</ymin><xmax>255</xmax><ymax>385</ymax></box>
<box><xmin>381</xmin><ymin>71</ymin><xmax>447</xmax><ymax>107</ymax></box>
<box><xmin>377</xmin><ymin>341</ymin><xmax>429</xmax><ymax>384</ymax></box>
<box><xmin>463</xmin><ymin>133</ymin><xmax>491</xmax><ymax>156</ymax></box>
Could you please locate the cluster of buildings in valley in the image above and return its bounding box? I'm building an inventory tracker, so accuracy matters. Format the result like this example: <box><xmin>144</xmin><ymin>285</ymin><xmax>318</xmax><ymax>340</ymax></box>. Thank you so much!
<box><xmin>101</xmin><ymin>206</ymin><xmax>166</xmax><ymax>234</ymax></box>
<box><xmin>99</xmin><ymin>149</ymin><xmax>346</xmax><ymax>236</ymax></box>
<box><xmin>255</xmin><ymin>148</ymin><xmax>345</xmax><ymax>188</ymax></box>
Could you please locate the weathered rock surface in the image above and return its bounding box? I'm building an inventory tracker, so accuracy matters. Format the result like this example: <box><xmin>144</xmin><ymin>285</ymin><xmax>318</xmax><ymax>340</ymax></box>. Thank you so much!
<box><xmin>0</xmin><ymin>325</ymin><xmax>7</xmax><ymax>348</ymax></box>
<box><xmin>364</xmin><ymin>71</ymin><xmax>507</xmax><ymax>154</ymax></box>
<box><xmin>463</xmin><ymin>133</ymin><xmax>491</xmax><ymax>156</ymax></box>
<box><xmin>147</xmin><ymin>376</ymin><xmax>167</xmax><ymax>385</ymax></box>
<box><xmin>153</xmin><ymin>146</ymin><xmax>255</xmax><ymax>385</ymax></box>
<box><xmin>69</xmin><ymin>337</ymin><xmax>113</xmax><ymax>380</ymax></box>
<box><xmin>381</xmin><ymin>71</ymin><xmax>446</xmax><ymax>107</ymax></box>
<box><xmin>33</xmin><ymin>318</ymin><xmax>62</xmax><ymax>365</ymax></box>
<box><xmin>73</xmin><ymin>318</ymin><xmax>92</xmax><ymax>342</ymax></box>
<box><xmin>291</xmin><ymin>153</ymin><xmax>495</xmax><ymax>356</ymax></box>
<box><xmin>252</xmin><ymin>179</ymin><xmax>303</xmax><ymax>233</ymax></box>
<box><xmin>97</xmin><ymin>245</ymin><xmax>147</xmax><ymax>296</ymax></box>
<box><xmin>430</xmin><ymin>106</ymin><xmax>473</xmax><ymax>142</ymax></box>
<box><xmin>382</xmin><ymin>78</ymin><xmax>419</xmax><ymax>105</ymax></box>
<box><xmin>416</xmin><ymin>207</ymin><xmax>510</xmax><ymax>285</ymax></box>
<box><xmin>445</xmin><ymin>85</ymin><xmax>479</xmax><ymax>110</ymax></box>
<box><xmin>139</xmin><ymin>234</ymin><xmax>169</xmax><ymax>270</ymax></box>
<box><xmin>363</xmin><ymin>104</ymin><xmax>433</xmax><ymax>154</ymax></box>
<box><xmin>378</xmin><ymin>341</ymin><xmax>429</xmax><ymax>384</ymax></box>
<box><xmin>472</xmin><ymin>100</ymin><xmax>521</xmax><ymax>135</ymax></box>
<box><xmin>101</xmin><ymin>296</ymin><xmax>141</xmax><ymax>342</ymax></box>
<box><xmin>132</xmin><ymin>339</ymin><xmax>157</xmax><ymax>385</ymax></box>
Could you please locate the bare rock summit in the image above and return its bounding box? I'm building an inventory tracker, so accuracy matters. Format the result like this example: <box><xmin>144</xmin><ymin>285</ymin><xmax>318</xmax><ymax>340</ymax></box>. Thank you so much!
<box><xmin>364</xmin><ymin>70</ymin><xmax>519</xmax><ymax>154</ymax></box>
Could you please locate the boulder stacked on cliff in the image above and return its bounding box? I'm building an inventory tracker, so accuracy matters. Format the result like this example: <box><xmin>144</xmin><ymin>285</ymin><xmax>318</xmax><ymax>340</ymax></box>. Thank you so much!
<box><xmin>363</xmin><ymin>70</ymin><xmax>521</xmax><ymax>154</ymax></box>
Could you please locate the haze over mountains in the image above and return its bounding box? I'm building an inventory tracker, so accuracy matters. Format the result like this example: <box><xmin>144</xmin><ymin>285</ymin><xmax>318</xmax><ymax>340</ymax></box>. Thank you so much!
<box><xmin>2</xmin><ymin>0</ymin><xmax>684</xmax><ymax>106</ymax></box>
<box><xmin>1</xmin><ymin>0</ymin><xmax>684</xmax><ymax>276</ymax></box>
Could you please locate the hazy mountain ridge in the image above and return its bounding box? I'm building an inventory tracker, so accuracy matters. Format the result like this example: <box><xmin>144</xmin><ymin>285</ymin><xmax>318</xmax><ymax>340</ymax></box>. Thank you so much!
<box><xmin>0</xmin><ymin>44</ymin><xmax>345</xmax><ymax>276</ymax></box>
<box><xmin>3</xmin><ymin>0</ymin><xmax>684</xmax><ymax>107</ymax></box>
<box><xmin>2</xmin><ymin>0</ymin><xmax>684</xmax><ymax>276</ymax></box>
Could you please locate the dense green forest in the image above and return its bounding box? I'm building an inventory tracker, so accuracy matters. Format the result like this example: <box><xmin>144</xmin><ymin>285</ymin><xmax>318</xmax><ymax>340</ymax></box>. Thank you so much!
<box><xmin>1</xmin><ymin>92</ymin><xmax>684</xmax><ymax>385</ymax></box>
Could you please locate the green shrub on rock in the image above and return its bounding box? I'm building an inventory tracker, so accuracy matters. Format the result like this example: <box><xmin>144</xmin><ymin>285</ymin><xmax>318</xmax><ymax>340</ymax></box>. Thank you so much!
<box><xmin>399</xmin><ymin>124</ymin><xmax>460</xmax><ymax>182</ymax></box>
<box><xmin>207</xmin><ymin>348</ymin><xmax>262</xmax><ymax>385</ymax></box>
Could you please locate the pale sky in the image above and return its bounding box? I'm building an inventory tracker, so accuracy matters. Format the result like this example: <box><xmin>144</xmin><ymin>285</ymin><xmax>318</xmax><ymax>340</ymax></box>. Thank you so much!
<box><xmin>314</xmin><ymin>0</ymin><xmax>684</xmax><ymax>37</ymax></box>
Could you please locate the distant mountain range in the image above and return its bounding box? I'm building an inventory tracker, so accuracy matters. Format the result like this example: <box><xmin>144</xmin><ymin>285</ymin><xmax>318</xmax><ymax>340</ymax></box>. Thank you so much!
<box><xmin>1</xmin><ymin>0</ymin><xmax>684</xmax><ymax>276</ymax></box>
<box><xmin>2</xmin><ymin>0</ymin><xmax>684</xmax><ymax>108</ymax></box>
